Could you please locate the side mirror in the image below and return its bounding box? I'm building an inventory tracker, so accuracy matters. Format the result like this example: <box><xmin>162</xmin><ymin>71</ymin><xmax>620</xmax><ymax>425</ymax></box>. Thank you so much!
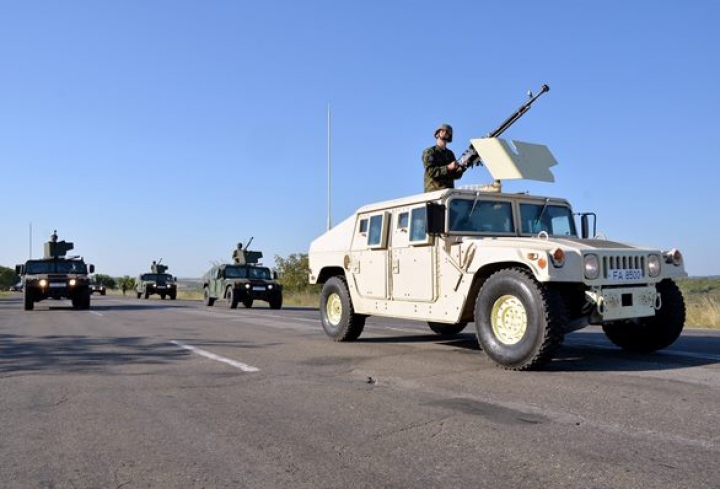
<box><xmin>426</xmin><ymin>203</ymin><xmax>446</xmax><ymax>235</ymax></box>
<box><xmin>578</xmin><ymin>212</ymin><xmax>597</xmax><ymax>239</ymax></box>
<box><xmin>89</xmin><ymin>264</ymin><xmax>95</xmax><ymax>274</ymax></box>
<box><xmin>272</xmin><ymin>271</ymin><xmax>278</xmax><ymax>280</ymax></box>
<box><xmin>16</xmin><ymin>265</ymin><xmax>24</xmax><ymax>275</ymax></box>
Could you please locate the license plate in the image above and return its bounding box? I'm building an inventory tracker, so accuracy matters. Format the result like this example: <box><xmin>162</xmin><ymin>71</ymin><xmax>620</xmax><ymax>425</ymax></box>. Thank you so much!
<box><xmin>252</xmin><ymin>286</ymin><xmax>265</xmax><ymax>291</ymax></box>
<box><xmin>49</xmin><ymin>283</ymin><xmax>65</xmax><ymax>288</ymax></box>
<box><xmin>157</xmin><ymin>286</ymin><xmax>166</xmax><ymax>289</ymax></box>
<box><xmin>608</xmin><ymin>269</ymin><xmax>642</xmax><ymax>281</ymax></box>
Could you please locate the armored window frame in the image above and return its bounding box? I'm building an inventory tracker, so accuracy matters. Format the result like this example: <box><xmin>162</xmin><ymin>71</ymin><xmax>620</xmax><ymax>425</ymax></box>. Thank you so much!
<box><xmin>358</xmin><ymin>218</ymin><xmax>368</xmax><ymax>235</ymax></box>
<box><xmin>367</xmin><ymin>212</ymin><xmax>389</xmax><ymax>249</ymax></box>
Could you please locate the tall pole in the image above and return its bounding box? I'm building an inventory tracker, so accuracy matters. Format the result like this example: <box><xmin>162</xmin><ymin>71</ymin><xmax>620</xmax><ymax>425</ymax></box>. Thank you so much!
<box><xmin>29</xmin><ymin>222</ymin><xmax>32</xmax><ymax>259</ymax></box>
<box><xmin>327</xmin><ymin>104</ymin><xmax>332</xmax><ymax>231</ymax></box>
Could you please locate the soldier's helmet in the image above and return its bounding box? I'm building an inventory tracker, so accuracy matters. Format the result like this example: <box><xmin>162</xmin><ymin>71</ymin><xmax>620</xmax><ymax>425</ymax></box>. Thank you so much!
<box><xmin>434</xmin><ymin>123</ymin><xmax>453</xmax><ymax>142</ymax></box>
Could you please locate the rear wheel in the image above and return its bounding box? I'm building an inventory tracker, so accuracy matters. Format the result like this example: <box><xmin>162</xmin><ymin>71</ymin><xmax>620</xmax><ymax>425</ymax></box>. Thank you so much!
<box><xmin>428</xmin><ymin>322</ymin><xmax>467</xmax><ymax>336</ymax></box>
<box><xmin>602</xmin><ymin>279</ymin><xmax>686</xmax><ymax>353</ymax></box>
<box><xmin>475</xmin><ymin>268</ymin><xmax>566</xmax><ymax>371</ymax></box>
<box><xmin>320</xmin><ymin>277</ymin><xmax>365</xmax><ymax>341</ymax></box>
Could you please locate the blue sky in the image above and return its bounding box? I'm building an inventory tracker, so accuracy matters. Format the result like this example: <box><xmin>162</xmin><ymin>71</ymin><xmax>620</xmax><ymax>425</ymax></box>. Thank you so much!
<box><xmin>1</xmin><ymin>1</ymin><xmax>718</xmax><ymax>277</ymax></box>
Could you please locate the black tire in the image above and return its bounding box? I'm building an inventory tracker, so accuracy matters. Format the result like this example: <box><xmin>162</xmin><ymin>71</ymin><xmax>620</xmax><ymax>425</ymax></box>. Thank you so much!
<box><xmin>602</xmin><ymin>279</ymin><xmax>686</xmax><ymax>353</ymax></box>
<box><xmin>474</xmin><ymin>268</ymin><xmax>566</xmax><ymax>371</ymax></box>
<box><xmin>23</xmin><ymin>288</ymin><xmax>34</xmax><ymax>311</ymax></box>
<box><xmin>226</xmin><ymin>287</ymin><xmax>239</xmax><ymax>309</ymax></box>
<box><xmin>269</xmin><ymin>295</ymin><xmax>282</xmax><ymax>310</ymax></box>
<box><xmin>242</xmin><ymin>298</ymin><xmax>253</xmax><ymax>309</ymax></box>
<box><xmin>170</xmin><ymin>291</ymin><xmax>177</xmax><ymax>300</ymax></box>
<box><xmin>160</xmin><ymin>293</ymin><xmax>166</xmax><ymax>300</ymax></box>
<box><xmin>203</xmin><ymin>287</ymin><xmax>215</xmax><ymax>307</ymax></box>
<box><xmin>319</xmin><ymin>277</ymin><xmax>366</xmax><ymax>341</ymax></box>
<box><xmin>136</xmin><ymin>292</ymin><xmax>141</xmax><ymax>299</ymax></box>
<box><xmin>101</xmin><ymin>291</ymin><xmax>106</xmax><ymax>296</ymax></box>
<box><xmin>144</xmin><ymin>289</ymin><xmax>150</xmax><ymax>300</ymax></box>
<box><xmin>428</xmin><ymin>322</ymin><xmax>468</xmax><ymax>336</ymax></box>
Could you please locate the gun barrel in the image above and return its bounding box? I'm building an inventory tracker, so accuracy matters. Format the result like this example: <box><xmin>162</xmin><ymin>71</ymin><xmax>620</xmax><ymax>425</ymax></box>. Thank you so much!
<box><xmin>486</xmin><ymin>84</ymin><xmax>550</xmax><ymax>138</ymax></box>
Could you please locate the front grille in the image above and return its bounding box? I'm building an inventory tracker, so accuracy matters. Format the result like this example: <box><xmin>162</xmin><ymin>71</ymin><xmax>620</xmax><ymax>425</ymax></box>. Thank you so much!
<box><xmin>602</xmin><ymin>255</ymin><xmax>645</xmax><ymax>279</ymax></box>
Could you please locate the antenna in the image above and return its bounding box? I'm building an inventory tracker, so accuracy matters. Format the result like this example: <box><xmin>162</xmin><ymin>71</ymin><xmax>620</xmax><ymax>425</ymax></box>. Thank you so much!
<box><xmin>327</xmin><ymin>103</ymin><xmax>332</xmax><ymax>231</ymax></box>
<box><xmin>29</xmin><ymin>222</ymin><xmax>32</xmax><ymax>259</ymax></box>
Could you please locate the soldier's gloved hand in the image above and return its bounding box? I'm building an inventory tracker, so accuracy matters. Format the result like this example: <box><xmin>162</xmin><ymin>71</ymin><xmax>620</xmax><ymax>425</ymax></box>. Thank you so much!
<box><xmin>457</xmin><ymin>148</ymin><xmax>479</xmax><ymax>168</ymax></box>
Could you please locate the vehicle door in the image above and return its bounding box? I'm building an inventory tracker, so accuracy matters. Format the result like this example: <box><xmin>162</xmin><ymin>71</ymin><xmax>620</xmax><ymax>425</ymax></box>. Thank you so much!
<box><xmin>350</xmin><ymin>212</ymin><xmax>390</xmax><ymax>299</ymax></box>
<box><xmin>390</xmin><ymin>205</ymin><xmax>436</xmax><ymax>302</ymax></box>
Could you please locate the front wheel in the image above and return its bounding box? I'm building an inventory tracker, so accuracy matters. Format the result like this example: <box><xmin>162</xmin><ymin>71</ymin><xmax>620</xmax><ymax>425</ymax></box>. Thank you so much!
<box><xmin>242</xmin><ymin>298</ymin><xmax>253</xmax><ymax>309</ymax></box>
<box><xmin>226</xmin><ymin>287</ymin><xmax>239</xmax><ymax>309</ymax></box>
<box><xmin>23</xmin><ymin>288</ymin><xmax>34</xmax><ymax>311</ymax></box>
<box><xmin>269</xmin><ymin>295</ymin><xmax>282</xmax><ymax>310</ymax></box>
<box><xmin>475</xmin><ymin>268</ymin><xmax>566</xmax><ymax>370</ymax></box>
<box><xmin>428</xmin><ymin>322</ymin><xmax>467</xmax><ymax>336</ymax></box>
<box><xmin>602</xmin><ymin>279</ymin><xmax>686</xmax><ymax>353</ymax></box>
<box><xmin>319</xmin><ymin>277</ymin><xmax>366</xmax><ymax>341</ymax></box>
<box><xmin>203</xmin><ymin>287</ymin><xmax>215</xmax><ymax>307</ymax></box>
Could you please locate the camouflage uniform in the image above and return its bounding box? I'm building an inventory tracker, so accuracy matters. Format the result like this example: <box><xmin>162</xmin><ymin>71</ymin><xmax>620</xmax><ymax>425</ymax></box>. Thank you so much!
<box><xmin>422</xmin><ymin>145</ymin><xmax>463</xmax><ymax>192</ymax></box>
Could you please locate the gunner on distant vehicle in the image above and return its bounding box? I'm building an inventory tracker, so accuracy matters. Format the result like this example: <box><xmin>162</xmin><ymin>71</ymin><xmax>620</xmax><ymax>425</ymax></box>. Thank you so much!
<box><xmin>422</xmin><ymin>124</ymin><xmax>477</xmax><ymax>192</ymax></box>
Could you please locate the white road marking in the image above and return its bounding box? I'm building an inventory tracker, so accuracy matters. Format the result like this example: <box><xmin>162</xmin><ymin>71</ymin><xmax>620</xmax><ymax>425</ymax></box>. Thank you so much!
<box><xmin>170</xmin><ymin>340</ymin><xmax>259</xmax><ymax>372</ymax></box>
<box><xmin>90</xmin><ymin>311</ymin><xmax>103</xmax><ymax>317</ymax></box>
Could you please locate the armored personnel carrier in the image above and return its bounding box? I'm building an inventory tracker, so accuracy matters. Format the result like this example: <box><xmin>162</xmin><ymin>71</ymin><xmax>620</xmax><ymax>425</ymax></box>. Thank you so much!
<box><xmin>308</xmin><ymin>124</ymin><xmax>687</xmax><ymax>371</ymax></box>
<box><xmin>202</xmin><ymin>239</ymin><xmax>283</xmax><ymax>309</ymax></box>
<box><xmin>135</xmin><ymin>260</ymin><xmax>177</xmax><ymax>300</ymax></box>
<box><xmin>15</xmin><ymin>231</ymin><xmax>95</xmax><ymax>311</ymax></box>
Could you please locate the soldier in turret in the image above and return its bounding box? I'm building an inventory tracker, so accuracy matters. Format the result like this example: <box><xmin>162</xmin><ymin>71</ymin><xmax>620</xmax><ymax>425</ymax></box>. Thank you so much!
<box><xmin>232</xmin><ymin>243</ymin><xmax>244</xmax><ymax>264</ymax></box>
<box><xmin>423</xmin><ymin>124</ymin><xmax>465</xmax><ymax>192</ymax></box>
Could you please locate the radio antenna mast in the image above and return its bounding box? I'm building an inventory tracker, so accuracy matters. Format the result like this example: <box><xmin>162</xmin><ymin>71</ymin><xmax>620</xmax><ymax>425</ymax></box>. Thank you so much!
<box><xmin>327</xmin><ymin>104</ymin><xmax>332</xmax><ymax>231</ymax></box>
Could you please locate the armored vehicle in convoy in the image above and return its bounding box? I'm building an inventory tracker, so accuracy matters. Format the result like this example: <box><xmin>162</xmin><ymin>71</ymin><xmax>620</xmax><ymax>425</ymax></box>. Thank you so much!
<box><xmin>202</xmin><ymin>240</ymin><xmax>283</xmax><ymax>309</ymax></box>
<box><xmin>308</xmin><ymin>88</ymin><xmax>687</xmax><ymax>370</ymax></box>
<box><xmin>15</xmin><ymin>231</ymin><xmax>95</xmax><ymax>311</ymax></box>
<box><xmin>135</xmin><ymin>260</ymin><xmax>177</xmax><ymax>300</ymax></box>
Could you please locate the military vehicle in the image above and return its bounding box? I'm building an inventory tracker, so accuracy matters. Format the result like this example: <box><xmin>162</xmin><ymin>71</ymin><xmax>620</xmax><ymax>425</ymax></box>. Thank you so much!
<box><xmin>308</xmin><ymin>86</ymin><xmax>687</xmax><ymax>371</ymax></box>
<box><xmin>15</xmin><ymin>231</ymin><xmax>95</xmax><ymax>311</ymax></box>
<box><xmin>135</xmin><ymin>260</ymin><xmax>177</xmax><ymax>300</ymax></box>
<box><xmin>202</xmin><ymin>239</ymin><xmax>283</xmax><ymax>309</ymax></box>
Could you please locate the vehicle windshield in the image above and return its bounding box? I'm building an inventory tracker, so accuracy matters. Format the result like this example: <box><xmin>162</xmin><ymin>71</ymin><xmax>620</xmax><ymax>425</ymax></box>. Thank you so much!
<box><xmin>448</xmin><ymin>198</ymin><xmax>514</xmax><ymax>234</ymax></box>
<box><xmin>141</xmin><ymin>273</ymin><xmax>174</xmax><ymax>282</ymax></box>
<box><xmin>225</xmin><ymin>266</ymin><xmax>272</xmax><ymax>280</ymax></box>
<box><xmin>519</xmin><ymin>202</ymin><xmax>577</xmax><ymax>236</ymax></box>
<box><xmin>25</xmin><ymin>260</ymin><xmax>88</xmax><ymax>274</ymax></box>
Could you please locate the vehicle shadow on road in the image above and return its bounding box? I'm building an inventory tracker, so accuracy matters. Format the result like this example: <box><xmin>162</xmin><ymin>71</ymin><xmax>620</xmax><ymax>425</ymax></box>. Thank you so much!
<box><xmin>0</xmin><ymin>333</ymin><xmax>186</xmax><ymax>375</ymax></box>
<box><xmin>357</xmin><ymin>329</ymin><xmax>720</xmax><ymax>372</ymax></box>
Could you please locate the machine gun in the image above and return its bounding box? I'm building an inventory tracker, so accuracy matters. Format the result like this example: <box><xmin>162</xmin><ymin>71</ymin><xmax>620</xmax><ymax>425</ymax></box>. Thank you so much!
<box><xmin>459</xmin><ymin>84</ymin><xmax>550</xmax><ymax>169</ymax></box>
<box><xmin>151</xmin><ymin>259</ymin><xmax>169</xmax><ymax>274</ymax></box>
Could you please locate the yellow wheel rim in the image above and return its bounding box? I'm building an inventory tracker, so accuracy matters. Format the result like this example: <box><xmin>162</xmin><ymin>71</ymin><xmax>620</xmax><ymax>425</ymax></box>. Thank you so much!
<box><xmin>491</xmin><ymin>295</ymin><xmax>527</xmax><ymax>345</ymax></box>
<box><xmin>326</xmin><ymin>293</ymin><xmax>343</xmax><ymax>325</ymax></box>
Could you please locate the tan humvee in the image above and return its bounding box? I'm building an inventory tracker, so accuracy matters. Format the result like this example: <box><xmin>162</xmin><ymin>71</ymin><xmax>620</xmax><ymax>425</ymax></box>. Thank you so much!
<box><xmin>308</xmin><ymin>138</ymin><xmax>687</xmax><ymax>370</ymax></box>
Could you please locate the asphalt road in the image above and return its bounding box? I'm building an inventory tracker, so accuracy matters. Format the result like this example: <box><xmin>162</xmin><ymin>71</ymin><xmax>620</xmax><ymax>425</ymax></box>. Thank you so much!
<box><xmin>1</xmin><ymin>294</ymin><xmax>719</xmax><ymax>489</ymax></box>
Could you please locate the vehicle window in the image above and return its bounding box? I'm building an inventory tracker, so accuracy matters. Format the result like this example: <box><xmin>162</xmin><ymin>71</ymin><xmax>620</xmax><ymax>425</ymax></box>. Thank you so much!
<box><xmin>367</xmin><ymin>214</ymin><xmax>387</xmax><ymax>247</ymax></box>
<box><xmin>397</xmin><ymin>212</ymin><xmax>409</xmax><ymax>230</ymax></box>
<box><xmin>358</xmin><ymin>219</ymin><xmax>368</xmax><ymax>234</ymax></box>
<box><xmin>448</xmin><ymin>199</ymin><xmax>513</xmax><ymax>234</ymax></box>
<box><xmin>409</xmin><ymin>207</ymin><xmax>427</xmax><ymax>242</ymax></box>
<box><xmin>225</xmin><ymin>266</ymin><xmax>248</xmax><ymax>279</ymax></box>
<box><xmin>25</xmin><ymin>262</ymin><xmax>51</xmax><ymax>274</ymax></box>
<box><xmin>520</xmin><ymin>203</ymin><xmax>577</xmax><ymax>236</ymax></box>
<box><xmin>249</xmin><ymin>267</ymin><xmax>271</xmax><ymax>280</ymax></box>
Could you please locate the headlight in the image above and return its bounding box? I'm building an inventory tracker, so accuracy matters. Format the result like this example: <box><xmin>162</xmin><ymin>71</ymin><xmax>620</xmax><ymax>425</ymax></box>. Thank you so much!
<box><xmin>584</xmin><ymin>254</ymin><xmax>600</xmax><ymax>280</ymax></box>
<box><xmin>647</xmin><ymin>254</ymin><xmax>661</xmax><ymax>277</ymax></box>
<box><xmin>245</xmin><ymin>283</ymin><xmax>251</xmax><ymax>289</ymax></box>
<box><xmin>69</xmin><ymin>279</ymin><xmax>77</xmax><ymax>286</ymax></box>
<box><xmin>39</xmin><ymin>279</ymin><xmax>48</xmax><ymax>287</ymax></box>
<box><xmin>268</xmin><ymin>284</ymin><xmax>274</xmax><ymax>290</ymax></box>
